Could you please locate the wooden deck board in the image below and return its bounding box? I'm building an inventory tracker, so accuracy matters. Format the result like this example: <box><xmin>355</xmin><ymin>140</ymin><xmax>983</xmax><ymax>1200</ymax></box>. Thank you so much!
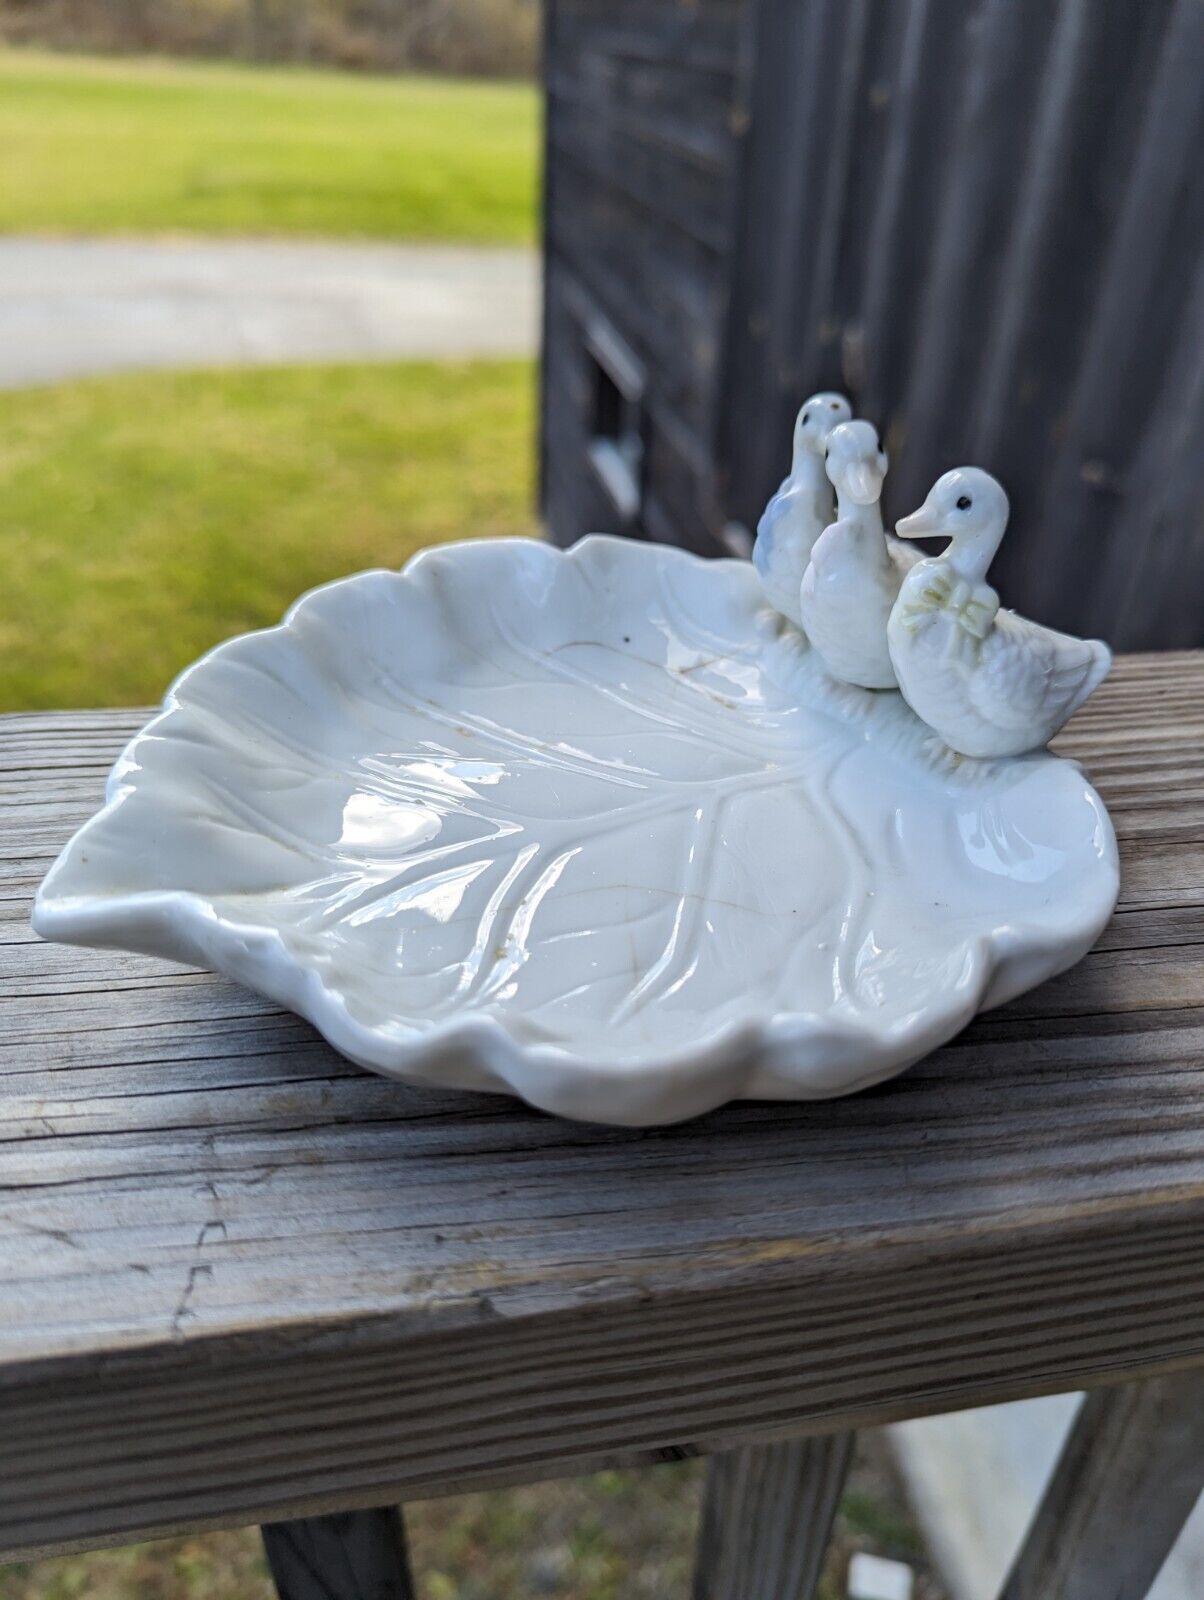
<box><xmin>2</xmin><ymin>651</ymin><xmax>1202</xmax><ymax>1558</ymax></box>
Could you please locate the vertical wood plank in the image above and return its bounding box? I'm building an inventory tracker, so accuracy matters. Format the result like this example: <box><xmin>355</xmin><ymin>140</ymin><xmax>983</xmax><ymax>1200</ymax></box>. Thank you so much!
<box><xmin>261</xmin><ymin>1506</ymin><xmax>417</xmax><ymax>1600</ymax></box>
<box><xmin>693</xmin><ymin>1431</ymin><xmax>855</xmax><ymax>1600</ymax></box>
<box><xmin>857</xmin><ymin>0</ymin><xmax>939</xmax><ymax>419</ymax></box>
<box><xmin>998</xmin><ymin>1371</ymin><xmax>1204</xmax><ymax>1600</ymax></box>
<box><xmin>1083</xmin><ymin>247</ymin><xmax>1204</xmax><ymax>646</ymax></box>
<box><xmin>794</xmin><ymin>0</ymin><xmax>873</xmax><ymax>387</ymax></box>
<box><xmin>896</xmin><ymin>0</ymin><xmax>1054</xmax><ymax>504</ymax></box>
<box><xmin>716</xmin><ymin>0</ymin><xmax>836</xmax><ymax>523</ymax></box>
<box><xmin>1015</xmin><ymin>0</ymin><xmax>1204</xmax><ymax>639</ymax></box>
<box><xmin>968</xmin><ymin>0</ymin><xmax>1099</xmax><ymax>461</ymax></box>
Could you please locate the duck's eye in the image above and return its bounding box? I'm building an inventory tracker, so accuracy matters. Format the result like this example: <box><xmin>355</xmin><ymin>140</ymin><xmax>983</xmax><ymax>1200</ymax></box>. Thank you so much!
<box><xmin>830</xmin><ymin>401</ymin><xmax>840</xmax><ymax>410</ymax></box>
<box><xmin>802</xmin><ymin>411</ymin><xmax>810</xmax><ymax>426</ymax></box>
<box><xmin>957</xmin><ymin>495</ymin><xmax>972</xmax><ymax>510</ymax></box>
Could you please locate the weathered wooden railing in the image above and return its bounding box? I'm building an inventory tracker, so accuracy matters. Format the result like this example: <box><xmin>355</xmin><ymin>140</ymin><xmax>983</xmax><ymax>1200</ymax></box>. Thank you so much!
<box><xmin>2</xmin><ymin>652</ymin><xmax>1203</xmax><ymax>1597</ymax></box>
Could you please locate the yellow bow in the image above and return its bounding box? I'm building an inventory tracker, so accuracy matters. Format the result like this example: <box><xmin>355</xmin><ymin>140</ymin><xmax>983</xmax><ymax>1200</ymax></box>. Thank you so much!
<box><xmin>900</xmin><ymin>571</ymin><xmax>997</xmax><ymax>640</ymax></box>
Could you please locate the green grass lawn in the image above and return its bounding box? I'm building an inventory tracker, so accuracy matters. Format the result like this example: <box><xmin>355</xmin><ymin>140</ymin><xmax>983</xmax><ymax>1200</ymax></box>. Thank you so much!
<box><xmin>0</xmin><ymin>48</ymin><xmax>537</xmax><ymax>241</ymax></box>
<box><xmin>0</xmin><ymin>360</ymin><xmax>537</xmax><ymax>712</ymax></box>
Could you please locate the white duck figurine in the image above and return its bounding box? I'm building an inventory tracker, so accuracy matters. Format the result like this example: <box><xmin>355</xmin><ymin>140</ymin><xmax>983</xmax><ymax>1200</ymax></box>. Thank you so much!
<box><xmin>799</xmin><ymin>419</ymin><xmax>913</xmax><ymax>689</ymax></box>
<box><xmin>888</xmin><ymin>467</ymin><xmax>1112</xmax><ymax>758</ymax></box>
<box><xmin>753</xmin><ymin>391</ymin><xmax>852</xmax><ymax>626</ymax></box>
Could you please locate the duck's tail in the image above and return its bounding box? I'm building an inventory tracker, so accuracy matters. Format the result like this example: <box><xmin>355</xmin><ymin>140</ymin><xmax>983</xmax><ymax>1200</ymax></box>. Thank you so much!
<box><xmin>1068</xmin><ymin>638</ymin><xmax>1113</xmax><ymax>717</ymax></box>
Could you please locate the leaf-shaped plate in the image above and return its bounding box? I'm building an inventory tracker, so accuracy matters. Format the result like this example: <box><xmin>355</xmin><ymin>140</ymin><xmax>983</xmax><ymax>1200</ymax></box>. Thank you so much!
<box><xmin>34</xmin><ymin>536</ymin><xmax>1118</xmax><ymax>1125</ymax></box>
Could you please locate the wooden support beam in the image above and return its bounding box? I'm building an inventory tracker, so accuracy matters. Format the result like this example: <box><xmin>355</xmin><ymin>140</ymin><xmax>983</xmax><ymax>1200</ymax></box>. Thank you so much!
<box><xmin>261</xmin><ymin>1506</ymin><xmax>416</xmax><ymax>1600</ymax></box>
<box><xmin>693</xmin><ymin>1430</ymin><xmax>854</xmax><ymax>1600</ymax></box>
<box><xmin>998</xmin><ymin>1370</ymin><xmax>1204</xmax><ymax>1600</ymax></box>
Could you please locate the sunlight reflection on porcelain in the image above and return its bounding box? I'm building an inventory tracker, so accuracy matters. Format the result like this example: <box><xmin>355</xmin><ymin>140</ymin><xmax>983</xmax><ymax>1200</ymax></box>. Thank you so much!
<box><xmin>33</xmin><ymin>536</ymin><xmax>1118</xmax><ymax>1125</ymax></box>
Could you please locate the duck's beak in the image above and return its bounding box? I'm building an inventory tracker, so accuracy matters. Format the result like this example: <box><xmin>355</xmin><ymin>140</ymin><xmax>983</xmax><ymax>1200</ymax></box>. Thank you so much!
<box><xmin>896</xmin><ymin>498</ymin><xmax>941</xmax><ymax>538</ymax></box>
<box><xmin>844</xmin><ymin>459</ymin><xmax>885</xmax><ymax>506</ymax></box>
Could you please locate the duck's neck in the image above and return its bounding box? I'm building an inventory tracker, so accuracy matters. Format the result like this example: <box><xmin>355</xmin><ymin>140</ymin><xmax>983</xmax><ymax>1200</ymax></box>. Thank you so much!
<box><xmin>790</xmin><ymin>447</ymin><xmax>834</xmax><ymax>529</ymax></box>
<box><xmin>790</xmin><ymin>446</ymin><xmax>825</xmax><ymax>490</ymax></box>
<box><xmin>945</xmin><ymin>515</ymin><xmax>1007</xmax><ymax>582</ymax></box>
<box><xmin>835</xmin><ymin>487</ymin><xmax>888</xmax><ymax>565</ymax></box>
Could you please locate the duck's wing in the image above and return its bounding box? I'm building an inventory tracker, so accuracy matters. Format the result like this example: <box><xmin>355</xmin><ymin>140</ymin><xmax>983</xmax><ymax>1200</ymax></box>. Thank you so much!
<box><xmin>755</xmin><ymin>474</ymin><xmax>796</xmax><ymax>540</ymax></box>
<box><xmin>968</xmin><ymin>611</ymin><xmax>1111</xmax><ymax>733</ymax></box>
<box><xmin>886</xmin><ymin>534</ymin><xmax>924</xmax><ymax>576</ymax></box>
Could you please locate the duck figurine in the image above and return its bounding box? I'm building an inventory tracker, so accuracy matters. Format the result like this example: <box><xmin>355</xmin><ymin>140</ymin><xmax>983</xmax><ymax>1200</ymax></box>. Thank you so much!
<box><xmin>888</xmin><ymin>467</ymin><xmax>1112</xmax><ymax>758</ymax></box>
<box><xmin>753</xmin><ymin>391</ymin><xmax>853</xmax><ymax>626</ymax></box>
<box><xmin>799</xmin><ymin>419</ymin><xmax>915</xmax><ymax>689</ymax></box>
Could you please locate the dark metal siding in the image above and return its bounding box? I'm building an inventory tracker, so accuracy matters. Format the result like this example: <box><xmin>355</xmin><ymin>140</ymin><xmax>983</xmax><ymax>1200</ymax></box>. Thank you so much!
<box><xmin>721</xmin><ymin>0</ymin><xmax>1204</xmax><ymax>649</ymax></box>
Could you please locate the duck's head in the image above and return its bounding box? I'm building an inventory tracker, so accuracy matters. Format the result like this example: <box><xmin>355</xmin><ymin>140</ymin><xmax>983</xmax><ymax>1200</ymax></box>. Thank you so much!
<box><xmin>895</xmin><ymin>467</ymin><xmax>1009</xmax><ymax>540</ymax></box>
<box><xmin>791</xmin><ymin>392</ymin><xmax>853</xmax><ymax>459</ymax></box>
<box><xmin>896</xmin><ymin>467</ymin><xmax>1010</xmax><ymax>581</ymax></box>
<box><xmin>823</xmin><ymin>420</ymin><xmax>888</xmax><ymax>505</ymax></box>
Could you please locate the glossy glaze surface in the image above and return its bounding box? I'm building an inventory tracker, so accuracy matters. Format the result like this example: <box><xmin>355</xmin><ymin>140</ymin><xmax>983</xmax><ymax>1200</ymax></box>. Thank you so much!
<box><xmin>34</xmin><ymin>536</ymin><xmax>1118</xmax><ymax>1123</ymax></box>
<box><xmin>752</xmin><ymin>389</ymin><xmax>851</xmax><ymax>626</ymax></box>
<box><xmin>891</xmin><ymin>467</ymin><xmax>1112</xmax><ymax>757</ymax></box>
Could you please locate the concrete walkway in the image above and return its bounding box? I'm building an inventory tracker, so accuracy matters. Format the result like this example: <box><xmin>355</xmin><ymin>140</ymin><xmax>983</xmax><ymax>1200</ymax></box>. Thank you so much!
<box><xmin>0</xmin><ymin>238</ymin><xmax>539</xmax><ymax>387</ymax></box>
<box><xmin>891</xmin><ymin>1400</ymin><xmax>1204</xmax><ymax>1600</ymax></box>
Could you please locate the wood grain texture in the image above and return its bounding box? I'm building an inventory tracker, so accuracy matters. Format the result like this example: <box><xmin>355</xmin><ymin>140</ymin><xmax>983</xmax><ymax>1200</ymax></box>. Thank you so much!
<box><xmin>541</xmin><ymin>0</ymin><xmax>747</xmax><ymax>550</ymax></box>
<box><xmin>1</xmin><ymin>652</ymin><xmax>1203</xmax><ymax>1558</ymax></box>
<box><xmin>261</xmin><ymin>1506</ymin><xmax>415</xmax><ymax>1600</ymax></box>
<box><xmin>997</xmin><ymin>1369</ymin><xmax>1204</xmax><ymax>1600</ymax></box>
<box><xmin>693</xmin><ymin>1432</ymin><xmax>854</xmax><ymax>1600</ymax></box>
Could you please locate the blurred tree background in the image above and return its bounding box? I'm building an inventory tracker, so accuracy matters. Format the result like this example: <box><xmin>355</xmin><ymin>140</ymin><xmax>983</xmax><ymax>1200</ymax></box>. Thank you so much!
<box><xmin>0</xmin><ymin>0</ymin><xmax>539</xmax><ymax>77</ymax></box>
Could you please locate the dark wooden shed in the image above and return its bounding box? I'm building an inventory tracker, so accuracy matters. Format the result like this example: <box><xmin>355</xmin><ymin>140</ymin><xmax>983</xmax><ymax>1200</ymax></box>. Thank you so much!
<box><xmin>539</xmin><ymin>0</ymin><xmax>1204</xmax><ymax>651</ymax></box>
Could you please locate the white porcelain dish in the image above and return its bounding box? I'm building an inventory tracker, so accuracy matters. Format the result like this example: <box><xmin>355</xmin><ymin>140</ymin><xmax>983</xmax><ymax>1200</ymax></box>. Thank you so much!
<box><xmin>34</xmin><ymin>536</ymin><xmax>1118</xmax><ymax>1125</ymax></box>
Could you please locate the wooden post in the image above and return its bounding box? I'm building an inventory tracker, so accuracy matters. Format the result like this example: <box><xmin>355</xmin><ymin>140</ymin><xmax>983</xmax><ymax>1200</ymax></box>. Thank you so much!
<box><xmin>693</xmin><ymin>1431</ymin><xmax>855</xmax><ymax>1600</ymax></box>
<box><xmin>261</xmin><ymin>1506</ymin><xmax>417</xmax><ymax>1600</ymax></box>
<box><xmin>998</xmin><ymin>1370</ymin><xmax>1204</xmax><ymax>1600</ymax></box>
